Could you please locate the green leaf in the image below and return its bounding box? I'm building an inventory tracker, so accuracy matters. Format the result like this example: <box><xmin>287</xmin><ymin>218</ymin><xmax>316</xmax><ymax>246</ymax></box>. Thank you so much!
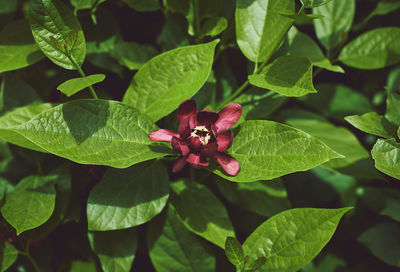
<box><xmin>243</xmin><ymin>208</ymin><xmax>352</xmax><ymax>272</ymax></box>
<box><xmin>371</xmin><ymin>138</ymin><xmax>400</xmax><ymax>180</ymax></box>
<box><xmin>88</xmin><ymin>228</ymin><xmax>137</xmax><ymax>272</ymax></box>
<box><xmin>300</xmin><ymin>0</ymin><xmax>332</xmax><ymax>8</ymax></box>
<box><xmin>0</xmin><ymin>19</ymin><xmax>44</xmax><ymax>73</ymax></box>
<box><xmin>236</xmin><ymin>0</ymin><xmax>294</xmax><ymax>63</ymax></box>
<box><xmin>358</xmin><ymin>222</ymin><xmax>400</xmax><ymax>267</ymax></box>
<box><xmin>0</xmin><ymin>241</ymin><xmax>18</xmax><ymax>272</ymax></box>
<box><xmin>199</xmin><ymin>17</ymin><xmax>228</xmax><ymax>38</ymax></box>
<box><xmin>123</xmin><ymin>40</ymin><xmax>218</xmax><ymax>121</ymax></box>
<box><xmin>345</xmin><ymin>112</ymin><xmax>398</xmax><ymax>139</ymax></box>
<box><xmin>213</xmin><ymin>120</ymin><xmax>342</xmax><ymax>182</ymax></box>
<box><xmin>386</xmin><ymin>89</ymin><xmax>400</xmax><ymax>126</ymax></box>
<box><xmin>87</xmin><ymin>161</ymin><xmax>169</xmax><ymax>231</ymax></box>
<box><xmin>339</xmin><ymin>27</ymin><xmax>400</xmax><ymax>70</ymax></box>
<box><xmin>225</xmin><ymin>237</ymin><xmax>244</xmax><ymax>267</ymax></box>
<box><xmin>70</xmin><ymin>0</ymin><xmax>97</xmax><ymax>11</ymax></box>
<box><xmin>313</xmin><ymin>0</ymin><xmax>355</xmax><ymax>52</ymax></box>
<box><xmin>1</xmin><ymin>175</ymin><xmax>57</xmax><ymax>235</ymax></box>
<box><xmin>0</xmin><ymin>103</ymin><xmax>53</xmax><ymax>152</ymax></box>
<box><xmin>157</xmin><ymin>14</ymin><xmax>190</xmax><ymax>51</ymax></box>
<box><xmin>10</xmin><ymin>100</ymin><xmax>170</xmax><ymax>168</ymax></box>
<box><xmin>111</xmin><ymin>42</ymin><xmax>157</xmax><ymax>71</ymax></box>
<box><xmin>245</xmin><ymin>257</ymin><xmax>267</xmax><ymax>271</ymax></box>
<box><xmin>286</xmin><ymin>27</ymin><xmax>344</xmax><ymax>73</ymax></box>
<box><xmin>120</xmin><ymin>0</ymin><xmax>159</xmax><ymax>11</ymax></box>
<box><xmin>170</xmin><ymin>179</ymin><xmax>235</xmax><ymax>248</ymax></box>
<box><xmin>215</xmin><ymin>178</ymin><xmax>291</xmax><ymax>217</ymax></box>
<box><xmin>248</xmin><ymin>55</ymin><xmax>317</xmax><ymax>97</ymax></box>
<box><xmin>147</xmin><ymin>205</ymin><xmax>216</xmax><ymax>272</ymax></box>
<box><xmin>57</xmin><ymin>74</ymin><xmax>105</xmax><ymax>97</ymax></box>
<box><xmin>29</xmin><ymin>0</ymin><xmax>86</xmax><ymax>69</ymax></box>
<box><xmin>358</xmin><ymin>2</ymin><xmax>400</xmax><ymax>29</ymax></box>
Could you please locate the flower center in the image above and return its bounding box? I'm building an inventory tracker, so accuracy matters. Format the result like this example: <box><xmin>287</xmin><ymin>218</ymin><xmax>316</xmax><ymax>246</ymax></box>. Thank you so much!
<box><xmin>191</xmin><ymin>125</ymin><xmax>211</xmax><ymax>145</ymax></box>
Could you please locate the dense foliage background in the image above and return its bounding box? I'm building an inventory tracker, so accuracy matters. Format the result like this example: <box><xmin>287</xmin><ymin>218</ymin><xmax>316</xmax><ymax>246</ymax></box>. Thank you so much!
<box><xmin>0</xmin><ymin>0</ymin><xmax>400</xmax><ymax>271</ymax></box>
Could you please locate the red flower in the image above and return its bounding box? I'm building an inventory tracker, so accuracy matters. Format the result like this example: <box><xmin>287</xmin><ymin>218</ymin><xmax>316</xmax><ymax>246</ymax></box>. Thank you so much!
<box><xmin>149</xmin><ymin>99</ymin><xmax>241</xmax><ymax>176</ymax></box>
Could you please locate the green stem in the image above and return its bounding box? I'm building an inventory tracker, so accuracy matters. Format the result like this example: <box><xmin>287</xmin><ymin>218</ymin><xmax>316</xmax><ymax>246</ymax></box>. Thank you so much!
<box><xmin>19</xmin><ymin>250</ymin><xmax>40</xmax><ymax>272</ymax></box>
<box><xmin>67</xmin><ymin>55</ymin><xmax>98</xmax><ymax>99</ymax></box>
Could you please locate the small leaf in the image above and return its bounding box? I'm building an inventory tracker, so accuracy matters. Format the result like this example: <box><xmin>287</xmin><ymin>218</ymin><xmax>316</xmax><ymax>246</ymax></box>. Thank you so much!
<box><xmin>88</xmin><ymin>228</ymin><xmax>138</xmax><ymax>272</ymax></box>
<box><xmin>385</xmin><ymin>89</ymin><xmax>400</xmax><ymax>126</ymax></box>
<box><xmin>147</xmin><ymin>205</ymin><xmax>216</xmax><ymax>272</ymax></box>
<box><xmin>87</xmin><ymin>161</ymin><xmax>169</xmax><ymax>230</ymax></box>
<box><xmin>0</xmin><ymin>241</ymin><xmax>19</xmax><ymax>272</ymax></box>
<box><xmin>225</xmin><ymin>237</ymin><xmax>244</xmax><ymax>267</ymax></box>
<box><xmin>345</xmin><ymin>112</ymin><xmax>398</xmax><ymax>139</ymax></box>
<box><xmin>199</xmin><ymin>17</ymin><xmax>228</xmax><ymax>38</ymax></box>
<box><xmin>339</xmin><ymin>27</ymin><xmax>400</xmax><ymax>70</ymax></box>
<box><xmin>57</xmin><ymin>74</ymin><xmax>105</xmax><ymax>97</ymax></box>
<box><xmin>1</xmin><ymin>175</ymin><xmax>57</xmax><ymax>235</ymax></box>
<box><xmin>170</xmin><ymin>179</ymin><xmax>235</xmax><ymax>248</ymax></box>
<box><xmin>249</xmin><ymin>55</ymin><xmax>317</xmax><ymax>97</ymax></box>
<box><xmin>371</xmin><ymin>138</ymin><xmax>400</xmax><ymax>180</ymax></box>
<box><xmin>213</xmin><ymin>120</ymin><xmax>342</xmax><ymax>182</ymax></box>
<box><xmin>245</xmin><ymin>257</ymin><xmax>267</xmax><ymax>271</ymax></box>
<box><xmin>301</xmin><ymin>0</ymin><xmax>332</xmax><ymax>8</ymax></box>
<box><xmin>243</xmin><ymin>208</ymin><xmax>352</xmax><ymax>272</ymax></box>
<box><xmin>29</xmin><ymin>0</ymin><xmax>86</xmax><ymax>69</ymax></box>
<box><xmin>0</xmin><ymin>19</ymin><xmax>44</xmax><ymax>73</ymax></box>
<box><xmin>236</xmin><ymin>0</ymin><xmax>294</xmax><ymax>62</ymax></box>
<box><xmin>123</xmin><ymin>40</ymin><xmax>218</xmax><ymax>121</ymax></box>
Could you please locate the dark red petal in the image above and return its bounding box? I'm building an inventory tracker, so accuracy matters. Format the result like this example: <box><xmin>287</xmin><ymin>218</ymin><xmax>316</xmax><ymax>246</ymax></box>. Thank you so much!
<box><xmin>188</xmin><ymin>136</ymin><xmax>203</xmax><ymax>151</ymax></box>
<box><xmin>148</xmin><ymin>129</ymin><xmax>179</xmax><ymax>142</ymax></box>
<box><xmin>172</xmin><ymin>156</ymin><xmax>188</xmax><ymax>172</ymax></box>
<box><xmin>216</xmin><ymin>130</ymin><xmax>233</xmax><ymax>152</ymax></box>
<box><xmin>197</xmin><ymin>110</ymin><xmax>219</xmax><ymax>126</ymax></box>
<box><xmin>214</xmin><ymin>103</ymin><xmax>242</xmax><ymax>134</ymax></box>
<box><xmin>171</xmin><ymin>136</ymin><xmax>190</xmax><ymax>156</ymax></box>
<box><xmin>186</xmin><ymin>153</ymin><xmax>209</xmax><ymax>168</ymax></box>
<box><xmin>201</xmin><ymin>141</ymin><xmax>218</xmax><ymax>156</ymax></box>
<box><xmin>213</xmin><ymin>152</ymin><xmax>240</xmax><ymax>176</ymax></box>
<box><xmin>177</xmin><ymin>100</ymin><xmax>197</xmax><ymax>138</ymax></box>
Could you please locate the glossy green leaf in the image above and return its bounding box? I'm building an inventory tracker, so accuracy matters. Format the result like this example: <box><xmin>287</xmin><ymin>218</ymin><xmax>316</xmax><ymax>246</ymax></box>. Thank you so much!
<box><xmin>0</xmin><ymin>103</ymin><xmax>53</xmax><ymax>152</ymax></box>
<box><xmin>29</xmin><ymin>0</ymin><xmax>86</xmax><ymax>69</ymax></box>
<box><xmin>246</xmin><ymin>257</ymin><xmax>267</xmax><ymax>271</ymax></box>
<box><xmin>111</xmin><ymin>42</ymin><xmax>157</xmax><ymax>71</ymax></box>
<box><xmin>358</xmin><ymin>222</ymin><xmax>400</xmax><ymax>267</ymax></box>
<box><xmin>0</xmin><ymin>19</ymin><xmax>44</xmax><ymax>73</ymax></box>
<box><xmin>88</xmin><ymin>228</ymin><xmax>137</xmax><ymax>272</ymax></box>
<box><xmin>0</xmin><ymin>241</ymin><xmax>18</xmax><ymax>272</ymax></box>
<box><xmin>339</xmin><ymin>27</ymin><xmax>400</xmax><ymax>70</ymax></box>
<box><xmin>286</xmin><ymin>27</ymin><xmax>344</xmax><ymax>73</ymax></box>
<box><xmin>147</xmin><ymin>205</ymin><xmax>216</xmax><ymax>272</ymax></box>
<box><xmin>87</xmin><ymin>161</ymin><xmax>169</xmax><ymax>230</ymax></box>
<box><xmin>216</xmin><ymin>178</ymin><xmax>290</xmax><ymax>217</ymax></box>
<box><xmin>385</xmin><ymin>89</ymin><xmax>400</xmax><ymax>126</ymax></box>
<box><xmin>236</xmin><ymin>0</ymin><xmax>294</xmax><ymax>63</ymax></box>
<box><xmin>11</xmin><ymin>100</ymin><xmax>170</xmax><ymax>168</ymax></box>
<box><xmin>371</xmin><ymin>138</ymin><xmax>400</xmax><ymax>180</ymax></box>
<box><xmin>123</xmin><ymin>40</ymin><xmax>218</xmax><ymax>121</ymax></box>
<box><xmin>249</xmin><ymin>55</ymin><xmax>317</xmax><ymax>97</ymax></box>
<box><xmin>199</xmin><ymin>17</ymin><xmax>228</xmax><ymax>38</ymax></box>
<box><xmin>301</xmin><ymin>0</ymin><xmax>332</xmax><ymax>8</ymax></box>
<box><xmin>170</xmin><ymin>179</ymin><xmax>235</xmax><ymax>248</ymax></box>
<box><xmin>225</xmin><ymin>237</ymin><xmax>244</xmax><ymax>267</ymax></box>
<box><xmin>243</xmin><ymin>208</ymin><xmax>352</xmax><ymax>272</ymax></box>
<box><xmin>57</xmin><ymin>74</ymin><xmax>105</xmax><ymax>97</ymax></box>
<box><xmin>313</xmin><ymin>0</ymin><xmax>355</xmax><ymax>52</ymax></box>
<box><xmin>1</xmin><ymin>175</ymin><xmax>57</xmax><ymax>235</ymax></box>
<box><xmin>121</xmin><ymin>0</ymin><xmax>159</xmax><ymax>11</ymax></box>
<box><xmin>345</xmin><ymin>112</ymin><xmax>397</xmax><ymax>139</ymax></box>
<box><xmin>214</xmin><ymin>120</ymin><xmax>342</xmax><ymax>182</ymax></box>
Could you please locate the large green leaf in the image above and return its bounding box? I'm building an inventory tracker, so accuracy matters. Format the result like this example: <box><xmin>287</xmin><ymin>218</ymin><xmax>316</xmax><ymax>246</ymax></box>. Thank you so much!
<box><xmin>371</xmin><ymin>138</ymin><xmax>400</xmax><ymax>180</ymax></box>
<box><xmin>123</xmin><ymin>40</ymin><xmax>218</xmax><ymax>121</ymax></box>
<box><xmin>236</xmin><ymin>0</ymin><xmax>294</xmax><ymax>63</ymax></box>
<box><xmin>213</xmin><ymin>120</ymin><xmax>342</xmax><ymax>182</ymax></box>
<box><xmin>57</xmin><ymin>74</ymin><xmax>105</xmax><ymax>97</ymax></box>
<box><xmin>0</xmin><ymin>103</ymin><xmax>53</xmax><ymax>152</ymax></box>
<box><xmin>313</xmin><ymin>0</ymin><xmax>355</xmax><ymax>52</ymax></box>
<box><xmin>345</xmin><ymin>112</ymin><xmax>398</xmax><ymax>139</ymax></box>
<box><xmin>248</xmin><ymin>55</ymin><xmax>317</xmax><ymax>97</ymax></box>
<box><xmin>29</xmin><ymin>0</ymin><xmax>86</xmax><ymax>69</ymax></box>
<box><xmin>170</xmin><ymin>179</ymin><xmax>235</xmax><ymax>248</ymax></box>
<box><xmin>339</xmin><ymin>27</ymin><xmax>400</xmax><ymax>70</ymax></box>
<box><xmin>88</xmin><ymin>228</ymin><xmax>138</xmax><ymax>272</ymax></box>
<box><xmin>10</xmin><ymin>100</ymin><xmax>170</xmax><ymax>168</ymax></box>
<box><xmin>0</xmin><ymin>19</ymin><xmax>44</xmax><ymax>73</ymax></box>
<box><xmin>87</xmin><ymin>161</ymin><xmax>169</xmax><ymax>230</ymax></box>
<box><xmin>243</xmin><ymin>208</ymin><xmax>352</xmax><ymax>272</ymax></box>
<box><xmin>147</xmin><ymin>205</ymin><xmax>216</xmax><ymax>272</ymax></box>
<box><xmin>358</xmin><ymin>222</ymin><xmax>400</xmax><ymax>267</ymax></box>
<box><xmin>0</xmin><ymin>241</ymin><xmax>18</xmax><ymax>272</ymax></box>
<box><xmin>1</xmin><ymin>175</ymin><xmax>57</xmax><ymax>235</ymax></box>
